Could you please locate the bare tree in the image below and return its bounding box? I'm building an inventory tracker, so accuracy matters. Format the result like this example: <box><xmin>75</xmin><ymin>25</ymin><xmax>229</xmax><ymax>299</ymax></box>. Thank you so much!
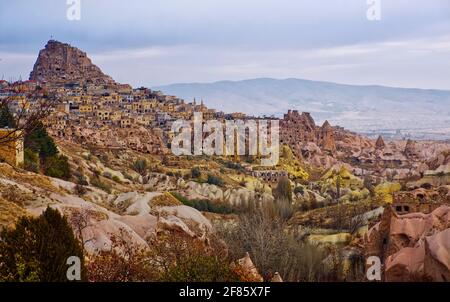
<box><xmin>69</xmin><ymin>207</ymin><xmax>95</xmax><ymax>247</ymax></box>
<box><xmin>347</xmin><ymin>206</ymin><xmax>368</xmax><ymax>235</ymax></box>
<box><xmin>0</xmin><ymin>88</ymin><xmax>57</xmax><ymax>145</ymax></box>
<box><xmin>218</xmin><ymin>204</ymin><xmax>329</xmax><ymax>281</ymax></box>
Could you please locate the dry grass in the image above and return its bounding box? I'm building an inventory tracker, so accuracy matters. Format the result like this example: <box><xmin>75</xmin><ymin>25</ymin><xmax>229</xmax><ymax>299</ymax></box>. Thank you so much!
<box><xmin>151</xmin><ymin>192</ymin><xmax>182</xmax><ymax>207</ymax></box>
<box><xmin>289</xmin><ymin>199</ymin><xmax>375</xmax><ymax>230</ymax></box>
<box><xmin>0</xmin><ymin>163</ymin><xmax>59</xmax><ymax>193</ymax></box>
<box><xmin>0</xmin><ymin>196</ymin><xmax>28</xmax><ymax>228</ymax></box>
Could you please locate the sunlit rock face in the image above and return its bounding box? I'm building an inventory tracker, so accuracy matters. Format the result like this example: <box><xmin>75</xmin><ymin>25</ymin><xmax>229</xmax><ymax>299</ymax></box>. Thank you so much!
<box><xmin>365</xmin><ymin>205</ymin><xmax>450</xmax><ymax>282</ymax></box>
<box><xmin>30</xmin><ymin>40</ymin><xmax>116</xmax><ymax>86</ymax></box>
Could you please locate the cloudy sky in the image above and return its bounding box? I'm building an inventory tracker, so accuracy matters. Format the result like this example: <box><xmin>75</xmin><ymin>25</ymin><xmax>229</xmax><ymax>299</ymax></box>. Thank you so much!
<box><xmin>0</xmin><ymin>0</ymin><xmax>449</xmax><ymax>89</ymax></box>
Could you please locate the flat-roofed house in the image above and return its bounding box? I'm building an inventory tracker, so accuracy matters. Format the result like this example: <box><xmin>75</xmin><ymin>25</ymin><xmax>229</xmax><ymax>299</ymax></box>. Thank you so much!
<box><xmin>0</xmin><ymin>129</ymin><xmax>24</xmax><ymax>167</ymax></box>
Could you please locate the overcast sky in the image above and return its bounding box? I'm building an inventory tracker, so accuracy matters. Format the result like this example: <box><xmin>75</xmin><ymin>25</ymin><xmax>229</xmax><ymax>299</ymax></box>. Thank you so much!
<box><xmin>0</xmin><ymin>0</ymin><xmax>449</xmax><ymax>89</ymax></box>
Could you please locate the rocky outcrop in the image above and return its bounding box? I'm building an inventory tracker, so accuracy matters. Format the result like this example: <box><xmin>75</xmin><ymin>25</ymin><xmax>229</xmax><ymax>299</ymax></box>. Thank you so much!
<box><xmin>280</xmin><ymin>111</ymin><xmax>317</xmax><ymax>148</ymax></box>
<box><xmin>30</xmin><ymin>40</ymin><xmax>116</xmax><ymax>86</ymax></box>
<box><xmin>318</xmin><ymin>120</ymin><xmax>336</xmax><ymax>152</ymax></box>
<box><xmin>0</xmin><ymin>163</ymin><xmax>213</xmax><ymax>255</ymax></box>
<box><xmin>404</xmin><ymin>139</ymin><xmax>418</xmax><ymax>158</ymax></box>
<box><xmin>232</xmin><ymin>252</ymin><xmax>264</xmax><ymax>282</ymax></box>
<box><xmin>280</xmin><ymin>110</ymin><xmax>373</xmax><ymax>167</ymax></box>
<box><xmin>365</xmin><ymin>205</ymin><xmax>450</xmax><ymax>281</ymax></box>
<box><xmin>375</xmin><ymin>135</ymin><xmax>385</xmax><ymax>150</ymax></box>
<box><xmin>178</xmin><ymin>179</ymin><xmax>274</xmax><ymax>206</ymax></box>
<box><xmin>50</xmin><ymin>124</ymin><xmax>168</xmax><ymax>155</ymax></box>
<box><xmin>270</xmin><ymin>272</ymin><xmax>283</xmax><ymax>282</ymax></box>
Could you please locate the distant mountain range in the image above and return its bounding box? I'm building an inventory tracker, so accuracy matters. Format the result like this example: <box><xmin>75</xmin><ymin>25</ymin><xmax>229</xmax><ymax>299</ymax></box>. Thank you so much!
<box><xmin>154</xmin><ymin>78</ymin><xmax>450</xmax><ymax>140</ymax></box>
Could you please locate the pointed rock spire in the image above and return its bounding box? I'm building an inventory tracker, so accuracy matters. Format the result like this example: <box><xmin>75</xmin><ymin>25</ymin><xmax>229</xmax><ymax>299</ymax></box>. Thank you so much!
<box><xmin>375</xmin><ymin>135</ymin><xmax>385</xmax><ymax>149</ymax></box>
<box><xmin>270</xmin><ymin>272</ymin><xmax>283</xmax><ymax>282</ymax></box>
<box><xmin>318</xmin><ymin>120</ymin><xmax>336</xmax><ymax>152</ymax></box>
<box><xmin>404</xmin><ymin>139</ymin><xmax>417</xmax><ymax>157</ymax></box>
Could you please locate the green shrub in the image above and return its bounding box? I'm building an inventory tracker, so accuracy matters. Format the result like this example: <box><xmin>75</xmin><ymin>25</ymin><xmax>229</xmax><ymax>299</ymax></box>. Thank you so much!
<box><xmin>123</xmin><ymin>172</ymin><xmax>134</xmax><ymax>181</ymax></box>
<box><xmin>112</xmin><ymin>176</ymin><xmax>122</xmax><ymax>183</ymax></box>
<box><xmin>171</xmin><ymin>192</ymin><xmax>193</xmax><ymax>206</ymax></box>
<box><xmin>191</xmin><ymin>166</ymin><xmax>201</xmax><ymax>178</ymax></box>
<box><xmin>207</xmin><ymin>174</ymin><xmax>224</xmax><ymax>187</ymax></box>
<box><xmin>44</xmin><ymin>155</ymin><xmax>71</xmax><ymax>180</ymax></box>
<box><xmin>90</xmin><ymin>177</ymin><xmax>112</xmax><ymax>194</ymax></box>
<box><xmin>171</xmin><ymin>192</ymin><xmax>233</xmax><ymax>214</ymax></box>
<box><xmin>74</xmin><ymin>172</ymin><xmax>88</xmax><ymax>186</ymax></box>
<box><xmin>223</xmin><ymin>160</ymin><xmax>244</xmax><ymax>171</ymax></box>
<box><xmin>294</xmin><ymin>186</ymin><xmax>304</xmax><ymax>195</ymax></box>
<box><xmin>24</xmin><ymin>148</ymin><xmax>39</xmax><ymax>173</ymax></box>
<box><xmin>0</xmin><ymin>104</ymin><xmax>16</xmax><ymax>128</ymax></box>
<box><xmin>25</xmin><ymin>122</ymin><xmax>58</xmax><ymax>160</ymax></box>
<box><xmin>0</xmin><ymin>207</ymin><xmax>85</xmax><ymax>282</ymax></box>
<box><xmin>132</xmin><ymin>159</ymin><xmax>148</xmax><ymax>176</ymax></box>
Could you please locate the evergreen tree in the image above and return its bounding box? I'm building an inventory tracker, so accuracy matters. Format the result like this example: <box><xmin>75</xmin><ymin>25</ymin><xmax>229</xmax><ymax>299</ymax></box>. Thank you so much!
<box><xmin>0</xmin><ymin>207</ymin><xmax>85</xmax><ymax>282</ymax></box>
<box><xmin>44</xmin><ymin>154</ymin><xmax>71</xmax><ymax>180</ymax></box>
<box><xmin>24</xmin><ymin>121</ymin><xmax>58</xmax><ymax>160</ymax></box>
<box><xmin>0</xmin><ymin>104</ymin><xmax>16</xmax><ymax>128</ymax></box>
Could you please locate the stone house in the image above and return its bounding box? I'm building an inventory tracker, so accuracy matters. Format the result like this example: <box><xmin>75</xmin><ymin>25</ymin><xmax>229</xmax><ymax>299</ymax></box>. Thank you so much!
<box><xmin>252</xmin><ymin>170</ymin><xmax>288</xmax><ymax>183</ymax></box>
<box><xmin>119</xmin><ymin>118</ymin><xmax>132</xmax><ymax>128</ymax></box>
<box><xmin>79</xmin><ymin>104</ymin><xmax>94</xmax><ymax>114</ymax></box>
<box><xmin>95</xmin><ymin>109</ymin><xmax>112</xmax><ymax>120</ymax></box>
<box><xmin>0</xmin><ymin>129</ymin><xmax>24</xmax><ymax>167</ymax></box>
<box><xmin>392</xmin><ymin>188</ymin><xmax>449</xmax><ymax>214</ymax></box>
<box><xmin>109</xmin><ymin>111</ymin><xmax>122</xmax><ymax>122</ymax></box>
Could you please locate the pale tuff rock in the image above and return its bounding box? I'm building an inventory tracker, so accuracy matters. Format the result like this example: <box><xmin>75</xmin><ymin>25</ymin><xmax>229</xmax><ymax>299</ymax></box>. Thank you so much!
<box><xmin>145</xmin><ymin>173</ymin><xmax>177</xmax><ymax>191</ymax></box>
<box><xmin>366</xmin><ymin>205</ymin><xmax>450</xmax><ymax>281</ymax></box>
<box><xmin>157</xmin><ymin>205</ymin><xmax>213</xmax><ymax>232</ymax></box>
<box><xmin>233</xmin><ymin>252</ymin><xmax>264</xmax><ymax>282</ymax></box>
<box><xmin>270</xmin><ymin>272</ymin><xmax>283</xmax><ymax>282</ymax></box>
<box><xmin>404</xmin><ymin>139</ymin><xmax>418</xmax><ymax>158</ymax></box>
<box><xmin>156</xmin><ymin>215</ymin><xmax>196</xmax><ymax>238</ymax></box>
<box><xmin>83</xmin><ymin>218</ymin><xmax>150</xmax><ymax>253</ymax></box>
<box><xmin>0</xmin><ymin>163</ymin><xmax>213</xmax><ymax>255</ymax></box>
<box><xmin>113</xmin><ymin>191</ymin><xmax>162</xmax><ymax>215</ymax></box>
<box><xmin>116</xmin><ymin>214</ymin><xmax>158</xmax><ymax>239</ymax></box>
<box><xmin>182</xmin><ymin>181</ymin><xmax>274</xmax><ymax>206</ymax></box>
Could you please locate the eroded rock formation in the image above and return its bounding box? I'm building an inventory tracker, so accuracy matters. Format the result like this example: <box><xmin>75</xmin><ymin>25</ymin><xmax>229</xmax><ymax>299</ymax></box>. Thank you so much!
<box><xmin>30</xmin><ymin>40</ymin><xmax>116</xmax><ymax>86</ymax></box>
<box><xmin>365</xmin><ymin>205</ymin><xmax>450</xmax><ymax>281</ymax></box>
<box><xmin>375</xmin><ymin>135</ymin><xmax>385</xmax><ymax>150</ymax></box>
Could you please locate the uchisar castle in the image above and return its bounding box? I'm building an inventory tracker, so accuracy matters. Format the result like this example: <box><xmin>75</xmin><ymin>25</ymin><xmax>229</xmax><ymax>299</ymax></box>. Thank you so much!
<box><xmin>0</xmin><ymin>40</ymin><xmax>448</xmax><ymax>282</ymax></box>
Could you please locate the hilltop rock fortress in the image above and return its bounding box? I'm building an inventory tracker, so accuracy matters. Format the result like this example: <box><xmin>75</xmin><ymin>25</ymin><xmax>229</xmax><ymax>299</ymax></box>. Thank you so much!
<box><xmin>30</xmin><ymin>40</ymin><xmax>120</xmax><ymax>87</ymax></box>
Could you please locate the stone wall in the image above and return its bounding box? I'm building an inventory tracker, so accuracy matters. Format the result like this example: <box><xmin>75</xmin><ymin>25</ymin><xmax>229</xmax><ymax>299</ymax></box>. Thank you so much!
<box><xmin>392</xmin><ymin>187</ymin><xmax>450</xmax><ymax>214</ymax></box>
<box><xmin>0</xmin><ymin>129</ymin><xmax>24</xmax><ymax>167</ymax></box>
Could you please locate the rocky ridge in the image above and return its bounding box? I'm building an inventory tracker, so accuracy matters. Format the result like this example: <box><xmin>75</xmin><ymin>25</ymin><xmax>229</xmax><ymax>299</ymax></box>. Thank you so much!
<box><xmin>30</xmin><ymin>40</ymin><xmax>116</xmax><ymax>86</ymax></box>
